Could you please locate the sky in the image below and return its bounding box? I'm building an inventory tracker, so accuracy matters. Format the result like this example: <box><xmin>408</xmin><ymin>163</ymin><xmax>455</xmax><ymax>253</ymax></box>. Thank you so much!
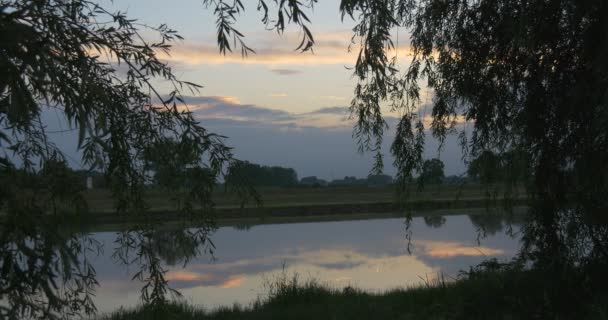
<box><xmin>53</xmin><ymin>0</ymin><xmax>467</xmax><ymax>180</ymax></box>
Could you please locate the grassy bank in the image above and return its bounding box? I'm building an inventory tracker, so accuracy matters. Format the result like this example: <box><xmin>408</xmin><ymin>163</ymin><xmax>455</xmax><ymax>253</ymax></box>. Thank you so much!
<box><xmin>101</xmin><ymin>261</ymin><xmax>607</xmax><ymax>320</ymax></box>
<box><xmin>84</xmin><ymin>185</ymin><xmax>522</xmax><ymax>210</ymax></box>
<box><xmin>81</xmin><ymin>185</ymin><xmax>529</xmax><ymax>225</ymax></box>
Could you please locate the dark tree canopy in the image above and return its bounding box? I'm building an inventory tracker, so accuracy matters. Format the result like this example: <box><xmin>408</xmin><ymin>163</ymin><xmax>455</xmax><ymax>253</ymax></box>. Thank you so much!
<box><xmin>2</xmin><ymin>0</ymin><xmax>608</xmax><ymax>318</ymax></box>
<box><xmin>367</xmin><ymin>173</ymin><xmax>393</xmax><ymax>186</ymax></box>
<box><xmin>205</xmin><ymin>0</ymin><xmax>608</xmax><ymax>268</ymax></box>
<box><xmin>467</xmin><ymin>150</ymin><xmax>530</xmax><ymax>187</ymax></box>
<box><xmin>423</xmin><ymin>214</ymin><xmax>446</xmax><ymax>229</ymax></box>
<box><xmin>225</xmin><ymin>161</ymin><xmax>298</xmax><ymax>188</ymax></box>
<box><xmin>418</xmin><ymin>158</ymin><xmax>445</xmax><ymax>186</ymax></box>
<box><xmin>144</xmin><ymin>137</ymin><xmax>216</xmax><ymax>196</ymax></box>
<box><xmin>0</xmin><ymin>0</ymin><xmax>244</xmax><ymax>318</ymax></box>
<box><xmin>300</xmin><ymin>176</ymin><xmax>328</xmax><ymax>187</ymax></box>
<box><xmin>467</xmin><ymin>151</ymin><xmax>502</xmax><ymax>185</ymax></box>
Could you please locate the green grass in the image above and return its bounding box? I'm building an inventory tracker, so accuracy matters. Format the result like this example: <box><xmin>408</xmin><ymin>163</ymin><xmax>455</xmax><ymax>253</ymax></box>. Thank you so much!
<box><xmin>83</xmin><ymin>184</ymin><xmax>527</xmax><ymax>212</ymax></box>
<box><xmin>100</xmin><ymin>260</ymin><xmax>608</xmax><ymax>320</ymax></box>
<box><xmin>71</xmin><ymin>184</ymin><xmax>530</xmax><ymax>228</ymax></box>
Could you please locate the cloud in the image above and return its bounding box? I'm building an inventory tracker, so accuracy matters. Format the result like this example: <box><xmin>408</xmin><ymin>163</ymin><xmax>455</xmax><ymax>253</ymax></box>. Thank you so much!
<box><xmin>219</xmin><ymin>275</ymin><xmax>246</xmax><ymax>288</ymax></box>
<box><xmin>417</xmin><ymin>241</ymin><xmax>505</xmax><ymax>258</ymax></box>
<box><xmin>270</xmin><ymin>68</ymin><xmax>302</xmax><ymax>75</ymax></box>
<box><xmin>158</xmin><ymin>30</ymin><xmax>413</xmax><ymax>66</ymax></box>
<box><xmin>164</xmin><ymin>270</ymin><xmax>246</xmax><ymax>290</ymax></box>
<box><xmin>319</xmin><ymin>95</ymin><xmax>348</xmax><ymax>101</ymax></box>
<box><xmin>179</xmin><ymin>95</ymin><xmax>296</xmax><ymax>123</ymax></box>
<box><xmin>161</xmin><ymin>43</ymin><xmax>354</xmax><ymax>66</ymax></box>
<box><xmin>306</xmin><ymin>106</ymin><xmax>349</xmax><ymax>115</ymax></box>
<box><xmin>180</xmin><ymin>95</ymin><xmax>353</xmax><ymax>129</ymax></box>
<box><xmin>174</xmin><ymin>96</ymin><xmax>416</xmax><ymax>132</ymax></box>
<box><xmin>159</xmin><ymin>241</ymin><xmax>506</xmax><ymax>291</ymax></box>
<box><xmin>165</xmin><ymin>271</ymin><xmax>204</xmax><ymax>282</ymax></box>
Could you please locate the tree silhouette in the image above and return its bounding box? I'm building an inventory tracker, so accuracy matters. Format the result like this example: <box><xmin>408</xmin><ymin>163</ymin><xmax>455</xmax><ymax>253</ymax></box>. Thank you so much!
<box><xmin>418</xmin><ymin>158</ymin><xmax>445</xmax><ymax>188</ymax></box>
<box><xmin>204</xmin><ymin>0</ymin><xmax>608</xmax><ymax>269</ymax></box>
<box><xmin>423</xmin><ymin>215</ymin><xmax>446</xmax><ymax>229</ymax></box>
<box><xmin>225</xmin><ymin>161</ymin><xmax>298</xmax><ymax>187</ymax></box>
<box><xmin>0</xmin><ymin>1</ymin><xmax>250</xmax><ymax>317</ymax></box>
<box><xmin>2</xmin><ymin>0</ymin><xmax>608</xmax><ymax>317</ymax></box>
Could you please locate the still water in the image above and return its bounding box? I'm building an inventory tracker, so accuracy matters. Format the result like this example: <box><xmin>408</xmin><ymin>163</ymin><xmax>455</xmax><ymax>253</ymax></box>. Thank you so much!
<box><xmin>90</xmin><ymin>212</ymin><xmax>522</xmax><ymax>313</ymax></box>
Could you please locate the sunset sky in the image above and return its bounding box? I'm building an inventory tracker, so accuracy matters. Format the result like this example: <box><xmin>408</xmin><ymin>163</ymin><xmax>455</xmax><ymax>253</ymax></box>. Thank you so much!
<box><xmin>59</xmin><ymin>0</ymin><xmax>466</xmax><ymax>179</ymax></box>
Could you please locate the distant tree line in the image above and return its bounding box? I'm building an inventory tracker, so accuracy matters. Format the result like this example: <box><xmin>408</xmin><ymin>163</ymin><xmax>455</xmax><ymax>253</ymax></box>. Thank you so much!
<box><xmin>23</xmin><ymin>152</ymin><xmax>530</xmax><ymax>191</ymax></box>
<box><xmin>225</xmin><ymin>161</ymin><xmax>298</xmax><ymax>187</ymax></box>
<box><xmin>7</xmin><ymin>159</ymin><xmax>108</xmax><ymax>190</ymax></box>
<box><xmin>313</xmin><ymin>174</ymin><xmax>394</xmax><ymax>187</ymax></box>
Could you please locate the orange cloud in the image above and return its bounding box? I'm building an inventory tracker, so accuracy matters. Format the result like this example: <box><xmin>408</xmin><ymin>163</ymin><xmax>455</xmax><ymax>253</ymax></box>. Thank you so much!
<box><xmin>160</xmin><ymin>30</ymin><xmax>412</xmax><ymax>66</ymax></box>
<box><xmin>420</xmin><ymin>241</ymin><xmax>505</xmax><ymax>258</ymax></box>
<box><xmin>161</xmin><ymin>44</ymin><xmax>355</xmax><ymax>66</ymax></box>
<box><xmin>219</xmin><ymin>275</ymin><xmax>245</xmax><ymax>288</ymax></box>
<box><xmin>216</xmin><ymin>96</ymin><xmax>241</xmax><ymax>104</ymax></box>
<box><xmin>165</xmin><ymin>270</ymin><xmax>246</xmax><ymax>289</ymax></box>
<box><xmin>319</xmin><ymin>95</ymin><xmax>347</xmax><ymax>101</ymax></box>
<box><xmin>165</xmin><ymin>271</ymin><xmax>204</xmax><ymax>282</ymax></box>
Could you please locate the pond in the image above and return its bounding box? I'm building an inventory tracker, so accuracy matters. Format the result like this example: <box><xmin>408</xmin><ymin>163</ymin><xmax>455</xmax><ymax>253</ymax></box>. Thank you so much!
<box><xmin>89</xmin><ymin>210</ymin><xmax>524</xmax><ymax>314</ymax></box>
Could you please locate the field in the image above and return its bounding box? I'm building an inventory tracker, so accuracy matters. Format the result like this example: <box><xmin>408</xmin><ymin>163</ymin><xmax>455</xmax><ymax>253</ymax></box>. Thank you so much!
<box><xmin>84</xmin><ymin>184</ymin><xmax>521</xmax><ymax>208</ymax></box>
<box><xmin>80</xmin><ymin>184</ymin><xmax>529</xmax><ymax>225</ymax></box>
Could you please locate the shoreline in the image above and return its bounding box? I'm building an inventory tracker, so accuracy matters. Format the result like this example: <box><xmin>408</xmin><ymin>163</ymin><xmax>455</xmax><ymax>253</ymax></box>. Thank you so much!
<box><xmin>75</xmin><ymin>198</ymin><xmax>529</xmax><ymax>233</ymax></box>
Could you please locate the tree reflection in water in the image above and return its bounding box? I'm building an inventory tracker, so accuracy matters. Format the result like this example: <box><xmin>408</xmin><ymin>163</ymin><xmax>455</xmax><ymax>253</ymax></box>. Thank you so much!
<box><xmin>0</xmin><ymin>211</ymin><xmax>216</xmax><ymax>319</ymax></box>
<box><xmin>1</xmin><ymin>214</ymin><xmax>100</xmax><ymax>319</ymax></box>
<box><xmin>423</xmin><ymin>215</ymin><xmax>447</xmax><ymax>229</ymax></box>
<box><xmin>111</xmin><ymin>225</ymin><xmax>216</xmax><ymax>305</ymax></box>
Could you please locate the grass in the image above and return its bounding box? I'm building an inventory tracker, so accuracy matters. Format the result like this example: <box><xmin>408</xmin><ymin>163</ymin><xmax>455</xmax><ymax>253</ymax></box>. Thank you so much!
<box><xmin>78</xmin><ymin>185</ymin><xmax>529</xmax><ymax>225</ymax></box>
<box><xmin>0</xmin><ymin>184</ymin><xmax>529</xmax><ymax>232</ymax></box>
<box><xmin>100</xmin><ymin>260</ymin><xmax>608</xmax><ymax>320</ymax></box>
<box><xmin>84</xmin><ymin>184</ymin><xmax>520</xmax><ymax>211</ymax></box>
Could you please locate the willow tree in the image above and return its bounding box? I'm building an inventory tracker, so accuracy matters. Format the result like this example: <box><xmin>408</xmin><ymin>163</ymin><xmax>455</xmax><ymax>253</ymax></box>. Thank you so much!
<box><xmin>204</xmin><ymin>0</ymin><xmax>608</xmax><ymax>267</ymax></box>
<box><xmin>2</xmin><ymin>0</ymin><xmax>607</xmax><ymax>318</ymax></box>
<box><xmin>0</xmin><ymin>1</ymin><xmax>246</xmax><ymax>318</ymax></box>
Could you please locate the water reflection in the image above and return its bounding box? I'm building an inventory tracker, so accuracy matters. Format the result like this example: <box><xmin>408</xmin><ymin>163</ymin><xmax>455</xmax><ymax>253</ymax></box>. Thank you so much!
<box><xmin>0</xmin><ymin>210</ymin><xmax>524</xmax><ymax>317</ymax></box>
<box><xmin>0</xmin><ymin>217</ymin><xmax>215</xmax><ymax>319</ymax></box>
<box><xmin>468</xmin><ymin>209</ymin><xmax>527</xmax><ymax>237</ymax></box>
<box><xmin>423</xmin><ymin>215</ymin><xmax>447</xmax><ymax>228</ymax></box>
<box><xmin>0</xmin><ymin>214</ymin><xmax>101</xmax><ymax>319</ymax></box>
<box><xmin>87</xmin><ymin>213</ymin><xmax>523</xmax><ymax>313</ymax></box>
<box><xmin>147</xmin><ymin>229</ymin><xmax>202</xmax><ymax>267</ymax></box>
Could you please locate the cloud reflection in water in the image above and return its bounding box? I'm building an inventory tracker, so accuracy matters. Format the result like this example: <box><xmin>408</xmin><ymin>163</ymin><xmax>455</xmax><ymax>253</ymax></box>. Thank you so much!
<box><xmin>92</xmin><ymin>214</ymin><xmax>521</xmax><ymax>312</ymax></box>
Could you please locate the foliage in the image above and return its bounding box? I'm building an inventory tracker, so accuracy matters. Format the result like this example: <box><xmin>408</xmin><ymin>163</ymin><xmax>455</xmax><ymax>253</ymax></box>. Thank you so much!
<box><xmin>226</xmin><ymin>161</ymin><xmax>298</xmax><ymax>188</ymax></box>
<box><xmin>467</xmin><ymin>150</ymin><xmax>529</xmax><ymax>187</ymax></box>
<box><xmin>110</xmin><ymin>225</ymin><xmax>216</xmax><ymax>308</ymax></box>
<box><xmin>366</xmin><ymin>174</ymin><xmax>393</xmax><ymax>186</ymax></box>
<box><xmin>417</xmin><ymin>158</ymin><xmax>445</xmax><ymax>187</ymax></box>
<box><xmin>202</xmin><ymin>0</ymin><xmax>317</xmax><ymax>56</ymax></box>
<box><xmin>143</xmin><ymin>138</ymin><xmax>219</xmax><ymax>210</ymax></box>
<box><xmin>2</xmin><ymin>0</ymin><xmax>607</xmax><ymax>317</ymax></box>
<box><xmin>144</xmin><ymin>138</ymin><xmax>201</xmax><ymax>189</ymax></box>
<box><xmin>423</xmin><ymin>214</ymin><xmax>446</xmax><ymax>228</ymax></box>
<box><xmin>206</xmin><ymin>0</ymin><xmax>608</xmax><ymax>270</ymax></box>
<box><xmin>0</xmin><ymin>157</ymin><xmax>97</xmax><ymax>319</ymax></box>
<box><xmin>0</xmin><ymin>0</ymin><xmax>252</xmax><ymax>318</ymax></box>
<box><xmin>299</xmin><ymin>176</ymin><xmax>328</xmax><ymax>187</ymax></box>
<box><xmin>328</xmin><ymin>176</ymin><xmax>366</xmax><ymax>187</ymax></box>
<box><xmin>467</xmin><ymin>151</ymin><xmax>502</xmax><ymax>185</ymax></box>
